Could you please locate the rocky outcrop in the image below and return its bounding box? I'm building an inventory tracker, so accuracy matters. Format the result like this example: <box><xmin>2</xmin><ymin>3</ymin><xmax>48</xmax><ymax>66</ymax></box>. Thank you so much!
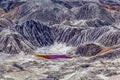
<box><xmin>97</xmin><ymin>31</ymin><xmax>120</xmax><ymax>47</ymax></box>
<box><xmin>0</xmin><ymin>0</ymin><xmax>25</xmax><ymax>12</ymax></box>
<box><xmin>15</xmin><ymin>20</ymin><xmax>54</xmax><ymax>47</ymax></box>
<box><xmin>74</xmin><ymin>3</ymin><xmax>115</xmax><ymax>24</ymax></box>
<box><xmin>75</xmin><ymin>43</ymin><xmax>102</xmax><ymax>56</ymax></box>
<box><xmin>0</xmin><ymin>29</ymin><xmax>35</xmax><ymax>54</ymax></box>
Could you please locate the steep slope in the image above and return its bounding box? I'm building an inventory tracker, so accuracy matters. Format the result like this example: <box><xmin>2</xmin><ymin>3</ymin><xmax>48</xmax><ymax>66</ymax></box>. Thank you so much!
<box><xmin>0</xmin><ymin>29</ymin><xmax>35</xmax><ymax>54</ymax></box>
<box><xmin>15</xmin><ymin>20</ymin><xmax>54</xmax><ymax>47</ymax></box>
<box><xmin>73</xmin><ymin>3</ymin><xmax>115</xmax><ymax>24</ymax></box>
<box><xmin>14</xmin><ymin>19</ymin><xmax>120</xmax><ymax>57</ymax></box>
<box><xmin>0</xmin><ymin>0</ymin><xmax>25</xmax><ymax>12</ymax></box>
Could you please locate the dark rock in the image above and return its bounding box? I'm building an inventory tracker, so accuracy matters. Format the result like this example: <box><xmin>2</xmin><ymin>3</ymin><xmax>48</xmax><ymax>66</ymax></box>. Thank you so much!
<box><xmin>99</xmin><ymin>0</ymin><xmax>120</xmax><ymax>6</ymax></box>
<box><xmin>75</xmin><ymin>43</ymin><xmax>102</xmax><ymax>56</ymax></box>
<box><xmin>22</xmin><ymin>61</ymin><xmax>39</xmax><ymax>68</ymax></box>
<box><xmin>0</xmin><ymin>0</ymin><xmax>25</xmax><ymax>12</ymax></box>
<box><xmin>15</xmin><ymin>20</ymin><xmax>54</xmax><ymax>47</ymax></box>
<box><xmin>51</xmin><ymin>0</ymin><xmax>73</xmax><ymax>9</ymax></box>
<box><xmin>80</xmin><ymin>64</ymin><xmax>90</xmax><ymax>68</ymax></box>
<box><xmin>86</xmin><ymin>19</ymin><xmax>111</xmax><ymax>27</ymax></box>
<box><xmin>12</xmin><ymin>63</ymin><xmax>25</xmax><ymax>71</ymax></box>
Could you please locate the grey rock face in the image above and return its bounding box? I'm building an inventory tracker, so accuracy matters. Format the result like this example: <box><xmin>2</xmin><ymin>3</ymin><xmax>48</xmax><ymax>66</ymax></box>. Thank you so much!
<box><xmin>53</xmin><ymin>27</ymin><xmax>82</xmax><ymax>44</ymax></box>
<box><xmin>74</xmin><ymin>3</ymin><xmax>115</xmax><ymax>24</ymax></box>
<box><xmin>15</xmin><ymin>20</ymin><xmax>54</xmax><ymax>47</ymax></box>
<box><xmin>0</xmin><ymin>0</ymin><xmax>25</xmax><ymax>12</ymax></box>
<box><xmin>86</xmin><ymin>19</ymin><xmax>111</xmax><ymax>27</ymax></box>
<box><xmin>17</xmin><ymin>0</ymin><xmax>72</xmax><ymax>25</ymax></box>
<box><xmin>15</xmin><ymin>0</ymin><xmax>115</xmax><ymax>26</ymax></box>
<box><xmin>97</xmin><ymin>31</ymin><xmax>120</xmax><ymax>47</ymax></box>
<box><xmin>54</xmin><ymin>26</ymin><xmax>112</xmax><ymax>46</ymax></box>
<box><xmin>0</xmin><ymin>29</ymin><xmax>35</xmax><ymax>54</ymax></box>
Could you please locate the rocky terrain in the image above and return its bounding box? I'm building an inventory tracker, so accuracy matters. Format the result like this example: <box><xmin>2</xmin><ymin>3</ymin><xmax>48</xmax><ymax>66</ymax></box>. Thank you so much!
<box><xmin>0</xmin><ymin>0</ymin><xmax>120</xmax><ymax>80</ymax></box>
